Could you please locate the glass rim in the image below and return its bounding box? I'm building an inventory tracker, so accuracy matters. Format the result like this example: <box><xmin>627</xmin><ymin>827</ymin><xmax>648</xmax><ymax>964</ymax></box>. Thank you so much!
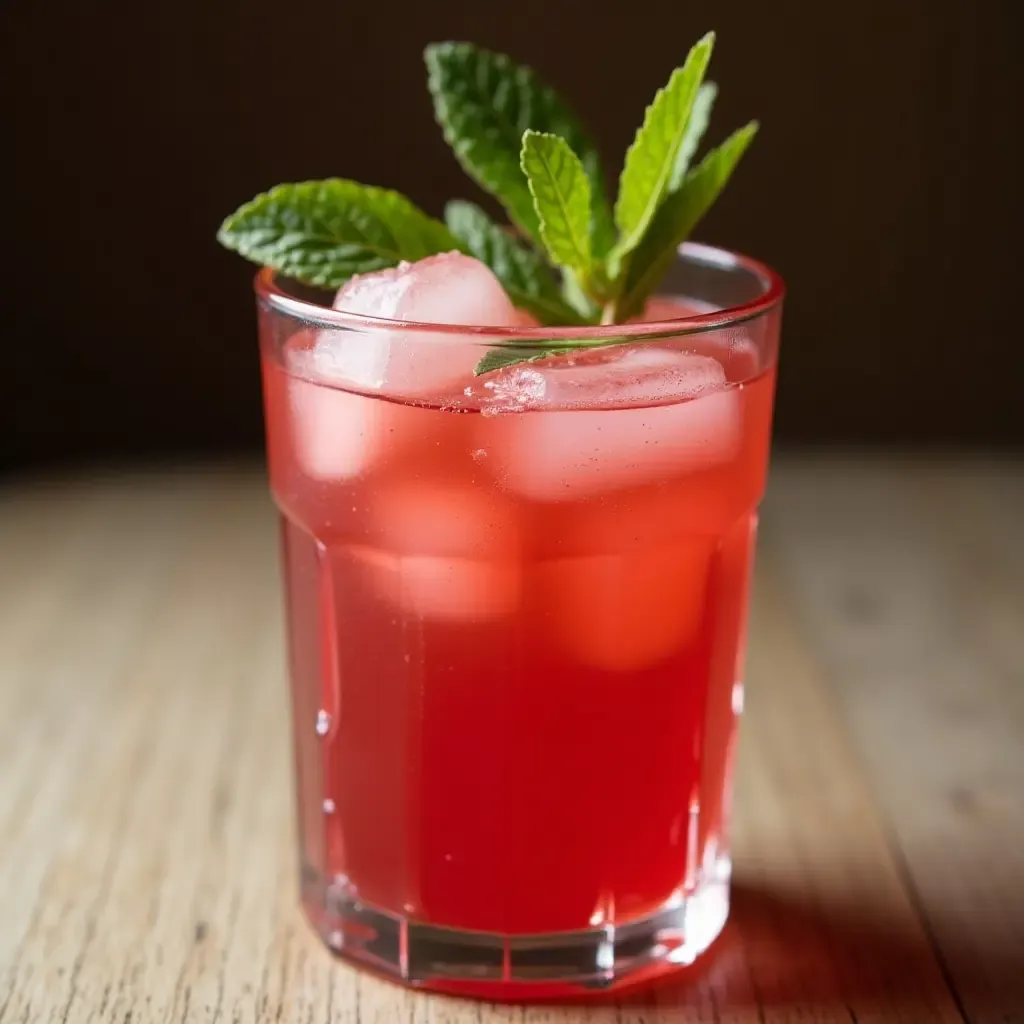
<box><xmin>255</xmin><ymin>241</ymin><xmax>784</xmax><ymax>341</ymax></box>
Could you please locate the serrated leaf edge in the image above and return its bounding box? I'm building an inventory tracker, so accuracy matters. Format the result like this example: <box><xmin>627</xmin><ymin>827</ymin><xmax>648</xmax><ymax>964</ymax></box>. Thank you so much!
<box><xmin>612</xmin><ymin>32</ymin><xmax>715</xmax><ymax>256</ymax></box>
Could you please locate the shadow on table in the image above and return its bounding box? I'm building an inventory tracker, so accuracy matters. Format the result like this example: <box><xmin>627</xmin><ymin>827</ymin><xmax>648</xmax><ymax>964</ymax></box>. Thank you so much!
<box><xmin>607</xmin><ymin>879</ymin><xmax>1024</xmax><ymax>1016</ymax></box>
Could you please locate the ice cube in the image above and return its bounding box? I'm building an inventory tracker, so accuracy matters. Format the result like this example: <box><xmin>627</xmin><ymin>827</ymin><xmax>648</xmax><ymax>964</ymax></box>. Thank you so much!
<box><xmin>539</xmin><ymin>540</ymin><xmax>713</xmax><ymax>672</ymax></box>
<box><xmin>643</xmin><ymin>297</ymin><xmax>766</xmax><ymax>382</ymax></box>
<box><xmin>352</xmin><ymin>547</ymin><xmax>521</xmax><ymax>622</ymax></box>
<box><xmin>356</xmin><ymin>481</ymin><xmax>522</xmax><ymax>621</ymax></box>
<box><xmin>286</xmin><ymin>254</ymin><xmax>517</xmax><ymax>482</ymax></box>
<box><xmin>318</xmin><ymin>253</ymin><xmax>520</xmax><ymax>399</ymax></box>
<box><xmin>480</xmin><ymin>347</ymin><xmax>741</xmax><ymax>500</ymax></box>
<box><xmin>279</xmin><ymin>330</ymin><xmax>384</xmax><ymax>482</ymax></box>
<box><xmin>481</xmin><ymin>346</ymin><xmax>725</xmax><ymax>411</ymax></box>
<box><xmin>633</xmin><ymin>297</ymin><xmax>763</xmax><ymax>382</ymax></box>
<box><xmin>289</xmin><ymin>376</ymin><xmax>383</xmax><ymax>482</ymax></box>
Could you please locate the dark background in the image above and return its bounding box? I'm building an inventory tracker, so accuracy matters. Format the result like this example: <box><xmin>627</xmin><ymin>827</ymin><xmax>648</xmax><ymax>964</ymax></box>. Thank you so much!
<box><xmin>2</xmin><ymin>0</ymin><xmax>1021</xmax><ymax>470</ymax></box>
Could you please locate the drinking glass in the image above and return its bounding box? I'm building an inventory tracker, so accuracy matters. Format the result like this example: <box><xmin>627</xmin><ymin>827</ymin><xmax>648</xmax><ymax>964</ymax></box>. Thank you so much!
<box><xmin>255</xmin><ymin>242</ymin><xmax>783</xmax><ymax>998</ymax></box>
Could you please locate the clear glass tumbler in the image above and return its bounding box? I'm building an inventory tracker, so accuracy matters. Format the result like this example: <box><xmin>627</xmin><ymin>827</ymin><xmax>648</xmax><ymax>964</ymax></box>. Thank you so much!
<box><xmin>256</xmin><ymin>242</ymin><xmax>783</xmax><ymax>998</ymax></box>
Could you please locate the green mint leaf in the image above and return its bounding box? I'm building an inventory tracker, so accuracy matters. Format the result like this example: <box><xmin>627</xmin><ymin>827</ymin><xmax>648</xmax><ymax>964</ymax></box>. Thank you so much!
<box><xmin>473</xmin><ymin>332</ymin><xmax>633</xmax><ymax>376</ymax></box>
<box><xmin>616</xmin><ymin>121</ymin><xmax>759</xmax><ymax>320</ymax></box>
<box><xmin>669</xmin><ymin>81</ymin><xmax>717</xmax><ymax>191</ymax></box>
<box><xmin>444</xmin><ymin>200</ymin><xmax>585</xmax><ymax>325</ymax></box>
<box><xmin>474</xmin><ymin>345</ymin><xmax>567</xmax><ymax>376</ymax></box>
<box><xmin>611</xmin><ymin>32</ymin><xmax>715</xmax><ymax>260</ymax></box>
<box><xmin>217</xmin><ymin>180</ymin><xmax>460</xmax><ymax>288</ymax></box>
<box><xmin>521</xmin><ymin>131</ymin><xmax>593</xmax><ymax>276</ymax></box>
<box><xmin>425</xmin><ymin>42</ymin><xmax>613</xmax><ymax>249</ymax></box>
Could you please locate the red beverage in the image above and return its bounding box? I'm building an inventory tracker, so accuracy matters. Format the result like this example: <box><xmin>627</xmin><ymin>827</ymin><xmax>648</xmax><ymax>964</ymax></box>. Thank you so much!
<box><xmin>257</xmin><ymin>244</ymin><xmax>783</xmax><ymax>996</ymax></box>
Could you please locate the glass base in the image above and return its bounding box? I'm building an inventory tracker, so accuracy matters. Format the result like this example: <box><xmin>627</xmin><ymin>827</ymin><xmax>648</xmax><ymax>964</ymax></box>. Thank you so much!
<box><xmin>301</xmin><ymin>858</ymin><xmax>730</xmax><ymax>999</ymax></box>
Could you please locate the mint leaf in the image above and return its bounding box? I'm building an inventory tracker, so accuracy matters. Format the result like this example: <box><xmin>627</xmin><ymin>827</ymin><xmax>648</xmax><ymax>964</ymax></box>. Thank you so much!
<box><xmin>473</xmin><ymin>333</ymin><xmax>632</xmax><ymax>376</ymax></box>
<box><xmin>474</xmin><ymin>345</ymin><xmax>567</xmax><ymax>376</ymax></box>
<box><xmin>445</xmin><ymin>201</ymin><xmax>585</xmax><ymax>325</ymax></box>
<box><xmin>616</xmin><ymin>121</ymin><xmax>759</xmax><ymax>320</ymax></box>
<box><xmin>521</xmin><ymin>131</ymin><xmax>593</xmax><ymax>276</ymax></box>
<box><xmin>612</xmin><ymin>33</ymin><xmax>715</xmax><ymax>260</ymax></box>
<box><xmin>425</xmin><ymin>42</ymin><xmax>613</xmax><ymax>248</ymax></box>
<box><xmin>217</xmin><ymin>180</ymin><xmax>460</xmax><ymax>288</ymax></box>
<box><xmin>669</xmin><ymin>81</ymin><xmax>717</xmax><ymax>191</ymax></box>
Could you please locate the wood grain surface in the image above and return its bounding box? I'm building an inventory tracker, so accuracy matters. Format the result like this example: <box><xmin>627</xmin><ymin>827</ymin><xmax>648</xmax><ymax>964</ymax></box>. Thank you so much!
<box><xmin>1</xmin><ymin>457</ymin><xmax>1021</xmax><ymax>1023</ymax></box>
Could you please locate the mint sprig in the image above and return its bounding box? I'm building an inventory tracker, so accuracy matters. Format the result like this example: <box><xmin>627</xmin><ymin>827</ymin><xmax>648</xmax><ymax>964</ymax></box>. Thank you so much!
<box><xmin>216</xmin><ymin>32</ymin><xmax>757</xmax><ymax>374</ymax></box>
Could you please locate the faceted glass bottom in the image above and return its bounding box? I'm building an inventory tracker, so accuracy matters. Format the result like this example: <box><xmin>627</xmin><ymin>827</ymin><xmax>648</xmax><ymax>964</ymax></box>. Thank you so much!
<box><xmin>300</xmin><ymin>855</ymin><xmax>731</xmax><ymax>999</ymax></box>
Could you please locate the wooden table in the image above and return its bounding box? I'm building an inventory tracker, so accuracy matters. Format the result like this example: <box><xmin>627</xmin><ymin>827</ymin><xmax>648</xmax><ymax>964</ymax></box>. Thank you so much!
<box><xmin>1</xmin><ymin>456</ymin><xmax>1021</xmax><ymax>1023</ymax></box>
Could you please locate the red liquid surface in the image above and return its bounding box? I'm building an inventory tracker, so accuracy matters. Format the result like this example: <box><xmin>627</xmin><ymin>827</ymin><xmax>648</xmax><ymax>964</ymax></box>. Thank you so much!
<box><xmin>262</xmin><ymin>321</ymin><xmax>775</xmax><ymax>936</ymax></box>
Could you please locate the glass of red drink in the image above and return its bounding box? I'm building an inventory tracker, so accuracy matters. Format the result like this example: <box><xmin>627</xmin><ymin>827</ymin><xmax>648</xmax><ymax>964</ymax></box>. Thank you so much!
<box><xmin>256</xmin><ymin>242</ymin><xmax>783</xmax><ymax>998</ymax></box>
